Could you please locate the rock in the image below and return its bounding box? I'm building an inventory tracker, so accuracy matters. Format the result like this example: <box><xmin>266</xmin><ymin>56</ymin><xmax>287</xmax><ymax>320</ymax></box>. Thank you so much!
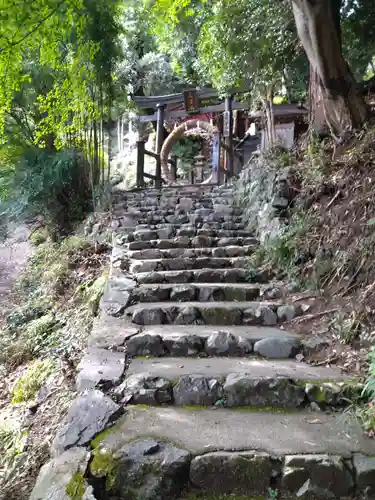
<box><xmin>52</xmin><ymin>390</ymin><xmax>123</xmax><ymax>457</ymax></box>
<box><xmin>132</xmin><ymin>308</ymin><xmax>166</xmax><ymax>325</ymax></box>
<box><xmin>243</xmin><ymin>306</ymin><xmax>277</xmax><ymax>326</ymax></box>
<box><xmin>163</xmin><ymin>333</ymin><xmax>203</xmax><ymax>356</ymax></box>
<box><xmin>178</xmin><ymin>197</ymin><xmax>194</xmax><ymax>212</ymax></box>
<box><xmin>126</xmin><ymin>333</ymin><xmax>165</xmax><ymax>357</ymax></box>
<box><xmin>173</xmin><ymin>375</ymin><xmax>223</xmax><ymax>406</ymax></box>
<box><xmin>189</xmin><ymin>451</ymin><xmax>273</xmax><ymax>494</ymax></box>
<box><xmin>30</xmin><ymin>447</ymin><xmax>93</xmax><ymax>500</ymax></box>
<box><xmin>99</xmin><ymin>276</ymin><xmax>135</xmax><ymax>317</ymax></box>
<box><xmin>134</xmin><ymin>229</ymin><xmax>158</xmax><ymax>241</ymax></box>
<box><xmin>115</xmin><ymin>374</ymin><xmax>173</xmax><ymax>405</ymax></box>
<box><xmin>198</xmin><ymin>286</ymin><xmax>222</xmax><ymax>302</ymax></box>
<box><xmin>191</xmin><ymin>235</ymin><xmax>212</xmax><ymax>247</ymax></box>
<box><xmin>271</xmin><ymin>195</ymin><xmax>289</xmax><ymax>209</ymax></box>
<box><xmin>283</xmin><ymin>455</ymin><xmax>354</xmax><ymax>498</ymax></box>
<box><xmin>304</xmin><ymin>382</ymin><xmax>350</xmax><ymax>407</ymax></box>
<box><xmin>76</xmin><ymin>348</ymin><xmax>126</xmax><ymax>392</ymax></box>
<box><xmin>254</xmin><ymin>337</ymin><xmax>300</xmax><ymax>359</ymax></box>
<box><xmin>170</xmin><ymin>285</ymin><xmax>196</xmax><ymax>302</ymax></box>
<box><xmin>157</xmin><ymin>226</ymin><xmax>174</xmax><ymax>240</ymax></box>
<box><xmin>353</xmin><ymin>453</ymin><xmax>375</xmax><ymax>495</ymax></box>
<box><xmin>200</xmin><ymin>307</ymin><xmax>242</xmax><ymax>325</ymax></box>
<box><xmin>277</xmin><ymin>305</ymin><xmax>298</xmax><ymax>322</ymax></box>
<box><xmin>90</xmin><ymin>437</ymin><xmax>191</xmax><ymax>500</ymax></box>
<box><xmin>205</xmin><ymin>331</ymin><xmax>249</xmax><ymax>356</ymax></box>
<box><xmin>88</xmin><ymin>316</ymin><xmax>138</xmax><ymax>349</ymax></box>
<box><xmin>224</xmin><ymin>376</ymin><xmax>305</xmax><ymax>408</ymax></box>
<box><xmin>262</xmin><ymin>286</ymin><xmax>283</xmax><ymax>300</ymax></box>
<box><xmin>301</xmin><ymin>337</ymin><xmax>330</xmax><ymax>357</ymax></box>
<box><xmin>174</xmin><ymin>307</ymin><xmax>200</xmax><ymax>325</ymax></box>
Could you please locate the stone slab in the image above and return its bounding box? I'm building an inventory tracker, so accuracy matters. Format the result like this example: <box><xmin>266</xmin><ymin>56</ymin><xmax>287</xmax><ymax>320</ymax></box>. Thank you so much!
<box><xmin>76</xmin><ymin>347</ymin><xmax>127</xmax><ymax>391</ymax></box>
<box><xmin>127</xmin><ymin>357</ymin><xmax>348</xmax><ymax>382</ymax></box>
<box><xmin>30</xmin><ymin>447</ymin><xmax>93</xmax><ymax>500</ymax></box>
<box><xmin>107</xmin><ymin>406</ymin><xmax>375</xmax><ymax>457</ymax></box>
<box><xmin>51</xmin><ymin>390</ymin><xmax>123</xmax><ymax>457</ymax></box>
<box><xmin>88</xmin><ymin>315</ymin><xmax>140</xmax><ymax>349</ymax></box>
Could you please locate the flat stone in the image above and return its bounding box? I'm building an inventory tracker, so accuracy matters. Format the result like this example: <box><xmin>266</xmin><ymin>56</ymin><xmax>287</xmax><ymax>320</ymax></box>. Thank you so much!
<box><xmin>190</xmin><ymin>451</ymin><xmax>273</xmax><ymax>494</ymax></box>
<box><xmin>200</xmin><ymin>306</ymin><xmax>243</xmax><ymax>325</ymax></box>
<box><xmin>282</xmin><ymin>455</ymin><xmax>354</xmax><ymax>498</ymax></box>
<box><xmin>88</xmin><ymin>316</ymin><xmax>139</xmax><ymax>349</ymax></box>
<box><xmin>126</xmin><ymin>333</ymin><xmax>166</xmax><ymax>357</ymax></box>
<box><xmin>51</xmin><ymin>390</ymin><xmax>123</xmax><ymax>456</ymax></box>
<box><xmin>353</xmin><ymin>453</ymin><xmax>375</xmax><ymax>495</ymax></box>
<box><xmin>99</xmin><ymin>276</ymin><xmax>135</xmax><ymax>317</ymax></box>
<box><xmin>173</xmin><ymin>375</ymin><xmax>222</xmax><ymax>406</ymax></box>
<box><xmin>174</xmin><ymin>306</ymin><xmax>200</xmax><ymax>325</ymax></box>
<box><xmin>254</xmin><ymin>337</ymin><xmax>300</xmax><ymax>359</ymax></box>
<box><xmin>110</xmin><ymin>406</ymin><xmax>375</xmax><ymax>457</ymax></box>
<box><xmin>76</xmin><ymin>348</ymin><xmax>126</xmax><ymax>391</ymax></box>
<box><xmin>224</xmin><ymin>375</ymin><xmax>306</xmax><ymax>408</ymax></box>
<box><xmin>170</xmin><ymin>285</ymin><xmax>196</xmax><ymax>301</ymax></box>
<box><xmin>30</xmin><ymin>447</ymin><xmax>93</xmax><ymax>500</ymax></box>
<box><xmin>134</xmin><ymin>229</ymin><xmax>158</xmax><ymax>241</ymax></box>
<box><xmin>90</xmin><ymin>437</ymin><xmax>191</xmax><ymax>499</ymax></box>
<box><xmin>115</xmin><ymin>373</ymin><xmax>173</xmax><ymax>405</ymax></box>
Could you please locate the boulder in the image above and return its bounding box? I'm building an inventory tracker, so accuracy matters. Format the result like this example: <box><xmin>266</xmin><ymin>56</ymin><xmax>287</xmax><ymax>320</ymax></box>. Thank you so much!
<box><xmin>353</xmin><ymin>453</ymin><xmax>375</xmax><ymax>495</ymax></box>
<box><xmin>254</xmin><ymin>337</ymin><xmax>300</xmax><ymax>359</ymax></box>
<box><xmin>189</xmin><ymin>451</ymin><xmax>274</xmax><ymax>494</ymax></box>
<box><xmin>30</xmin><ymin>447</ymin><xmax>93</xmax><ymax>500</ymax></box>
<box><xmin>52</xmin><ymin>390</ymin><xmax>123</xmax><ymax>457</ymax></box>
<box><xmin>224</xmin><ymin>376</ymin><xmax>305</xmax><ymax>408</ymax></box>
<box><xmin>170</xmin><ymin>285</ymin><xmax>196</xmax><ymax>302</ymax></box>
<box><xmin>115</xmin><ymin>373</ymin><xmax>173</xmax><ymax>405</ymax></box>
<box><xmin>173</xmin><ymin>375</ymin><xmax>223</xmax><ymax>406</ymax></box>
<box><xmin>90</xmin><ymin>437</ymin><xmax>191</xmax><ymax>500</ymax></box>
<box><xmin>163</xmin><ymin>333</ymin><xmax>203</xmax><ymax>356</ymax></box>
<box><xmin>282</xmin><ymin>454</ymin><xmax>354</xmax><ymax>498</ymax></box>
<box><xmin>132</xmin><ymin>308</ymin><xmax>166</xmax><ymax>325</ymax></box>
<box><xmin>126</xmin><ymin>333</ymin><xmax>166</xmax><ymax>357</ymax></box>
<box><xmin>205</xmin><ymin>331</ymin><xmax>251</xmax><ymax>356</ymax></box>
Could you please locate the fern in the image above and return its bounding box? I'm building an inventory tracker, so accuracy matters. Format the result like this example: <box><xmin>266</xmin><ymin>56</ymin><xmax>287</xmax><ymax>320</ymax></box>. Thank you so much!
<box><xmin>363</xmin><ymin>347</ymin><xmax>375</xmax><ymax>398</ymax></box>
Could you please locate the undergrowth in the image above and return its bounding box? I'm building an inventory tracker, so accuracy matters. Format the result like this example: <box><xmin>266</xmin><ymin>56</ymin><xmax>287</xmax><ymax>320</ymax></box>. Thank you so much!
<box><xmin>243</xmin><ymin>129</ymin><xmax>375</xmax><ymax>435</ymax></box>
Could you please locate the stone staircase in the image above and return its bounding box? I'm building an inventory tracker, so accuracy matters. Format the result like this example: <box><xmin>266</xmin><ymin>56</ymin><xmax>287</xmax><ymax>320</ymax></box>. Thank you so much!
<box><xmin>31</xmin><ymin>184</ymin><xmax>375</xmax><ymax>500</ymax></box>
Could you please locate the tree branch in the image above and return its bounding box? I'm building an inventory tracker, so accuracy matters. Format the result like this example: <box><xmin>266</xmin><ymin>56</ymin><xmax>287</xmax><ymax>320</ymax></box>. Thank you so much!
<box><xmin>0</xmin><ymin>0</ymin><xmax>65</xmax><ymax>54</ymax></box>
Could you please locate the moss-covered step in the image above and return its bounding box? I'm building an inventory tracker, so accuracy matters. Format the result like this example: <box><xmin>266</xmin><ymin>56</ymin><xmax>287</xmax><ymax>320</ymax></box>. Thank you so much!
<box><xmin>87</xmin><ymin>406</ymin><xmax>375</xmax><ymax>500</ymax></box>
<box><xmin>124</xmin><ymin>301</ymin><xmax>298</xmax><ymax>326</ymax></box>
<box><xmin>116</xmin><ymin>357</ymin><xmax>358</xmax><ymax>409</ymax></box>
<box><xmin>125</xmin><ymin>325</ymin><xmax>300</xmax><ymax>359</ymax></box>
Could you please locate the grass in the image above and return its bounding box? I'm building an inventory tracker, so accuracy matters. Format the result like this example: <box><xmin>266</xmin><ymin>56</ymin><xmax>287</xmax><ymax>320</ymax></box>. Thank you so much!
<box><xmin>11</xmin><ymin>359</ymin><xmax>56</xmax><ymax>404</ymax></box>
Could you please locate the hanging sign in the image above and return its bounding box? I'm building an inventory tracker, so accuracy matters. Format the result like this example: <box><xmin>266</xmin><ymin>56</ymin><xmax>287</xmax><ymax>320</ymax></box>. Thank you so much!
<box><xmin>223</xmin><ymin>110</ymin><xmax>231</xmax><ymax>137</ymax></box>
<box><xmin>183</xmin><ymin>90</ymin><xmax>200</xmax><ymax>114</ymax></box>
<box><xmin>211</xmin><ymin>133</ymin><xmax>221</xmax><ymax>183</ymax></box>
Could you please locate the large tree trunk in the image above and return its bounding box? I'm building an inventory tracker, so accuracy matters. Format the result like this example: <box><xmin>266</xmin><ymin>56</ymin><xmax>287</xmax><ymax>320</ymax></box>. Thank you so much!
<box><xmin>292</xmin><ymin>0</ymin><xmax>368</xmax><ymax>138</ymax></box>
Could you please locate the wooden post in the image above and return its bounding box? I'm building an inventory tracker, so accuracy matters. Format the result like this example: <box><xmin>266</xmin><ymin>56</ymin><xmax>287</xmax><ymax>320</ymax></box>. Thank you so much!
<box><xmin>170</xmin><ymin>155</ymin><xmax>177</xmax><ymax>182</ymax></box>
<box><xmin>136</xmin><ymin>139</ymin><xmax>145</xmax><ymax>188</ymax></box>
<box><xmin>155</xmin><ymin>103</ymin><xmax>165</xmax><ymax>189</ymax></box>
<box><xmin>223</xmin><ymin>95</ymin><xmax>234</xmax><ymax>179</ymax></box>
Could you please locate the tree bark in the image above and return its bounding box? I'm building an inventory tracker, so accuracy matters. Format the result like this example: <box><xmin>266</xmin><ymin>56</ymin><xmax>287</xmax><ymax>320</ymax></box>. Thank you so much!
<box><xmin>292</xmin><ymin>0</ymin><xmax>368</xmax><ymax>137</ymax></box>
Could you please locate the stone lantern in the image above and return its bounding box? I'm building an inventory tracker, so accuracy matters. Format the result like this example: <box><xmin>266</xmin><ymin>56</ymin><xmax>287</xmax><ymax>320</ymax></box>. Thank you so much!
<box><xmin>193</xmin><ymin>154</ymin><xmax>205</xmax><ymax>183</ymax></box>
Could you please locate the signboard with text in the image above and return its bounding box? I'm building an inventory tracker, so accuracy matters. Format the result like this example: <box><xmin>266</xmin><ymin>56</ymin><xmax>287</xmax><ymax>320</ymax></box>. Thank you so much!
<box><xmin>223</xmin><ymin>110</ymin><xmax>231</xmax><ymax>137</ymax></box>
<box><xmin>183</xmin><ymin>90</ymin><xmax>200</xmax><ymax>114</ymax></box>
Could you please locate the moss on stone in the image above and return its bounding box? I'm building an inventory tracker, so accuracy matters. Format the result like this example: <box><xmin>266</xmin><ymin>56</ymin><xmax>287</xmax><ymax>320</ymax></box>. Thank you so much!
<box><xmin>66</xmin><ymin>472</ymin><xmax>86</xmax><ymax>500</ymax></box>
<box><xmin>90</xmin><ymin>420</ymin><xmax>124</xmax><ymax>449</ymax></box>
<box><xmin>90</xmin><ymin>448</ymin><xmax>119</xmax><ymax>490</ymax></box>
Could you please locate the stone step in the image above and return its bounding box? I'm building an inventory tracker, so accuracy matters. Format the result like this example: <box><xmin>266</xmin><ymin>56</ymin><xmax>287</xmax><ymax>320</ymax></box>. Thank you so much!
<box><xmin>120</xmin><ymin>228</ymin><xmax>255</xmax><ymax>240</ymax></box>
<box><xmin>125</xmin><ymin>325</ymin><xmax>300</xmax><ymax>358</ymax></box>
<box><xmin>131</xmin><ymin>282</ymin><xmax>280</xmax><ymax>303</ymax></box>
<box><xmin>124</xmin><ymin>236</ymin><xmax>258</xmax><ymax>251</ymax></box>
<box><xmin>90</xmin><ymin>405</ymin><xmax>375</xmax><ymax>499</ymax></box>
<box><xmin>124</xmin><ymin>301</ymin><xmax>299</xmax><ymax>326</ymax></box>
<box><xmin>116</xmin><ymin>206</ymin><xmax>244</xmax><ymax>216</ymax></box>
<box><xmin>117</xmin><ymin>357</ymin><xmax>354</xmax><ymax>409</ymax></box>
<box><xmin>129</xmin><ymin>257</ymin><xmax>248</xmax><ymax>274</ymax></box>
<box><xmin>134</xmin><ymin>268</ymin><xmax>270</xmax><ymax>284</ymax></box>
<box><xmin>128</xmin><ymin>245</ymin><xmax>256</xmax><ymax>261</ymax></box>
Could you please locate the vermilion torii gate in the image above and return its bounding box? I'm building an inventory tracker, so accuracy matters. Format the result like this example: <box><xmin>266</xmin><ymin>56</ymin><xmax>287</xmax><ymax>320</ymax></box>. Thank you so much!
<box><xmin>133</xmin><ymin>87</ymin><xmax>249</xmax><ymax>188</ymax></box>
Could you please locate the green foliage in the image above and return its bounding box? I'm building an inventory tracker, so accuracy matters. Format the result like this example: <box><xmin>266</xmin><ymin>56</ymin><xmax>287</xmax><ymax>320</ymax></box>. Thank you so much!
<box><xmin>11</xmin><ymin>359</ymin><xmax>55</xmax><ymax>404</ymax></box>
<box><xmin>364</xmin><ymin>348</ymin><xmax>375</xmax><ymax>399</ymax></box>
<box><xmin>0</xmin><ymin>425</ymin><xmax>27</xmax><ymax>465</ymax></box>
<box><xmin>171</xmin><ymin>135</ymin><xmax>202</xmax><ymax>178</ymax></box>
<box><xmin>2</xmin><ymin>148</ymin><xmax>92</xmax><ymax>236</ymax></box>
<box><xmin>331</xmin><ymin>311</ymin><xmax>361</xmax><ymax>345</ymax></box>
<box><xmin>66</xmin><ymin>472</ymin><xmax>86</xmax><ymax>500</ymax></box>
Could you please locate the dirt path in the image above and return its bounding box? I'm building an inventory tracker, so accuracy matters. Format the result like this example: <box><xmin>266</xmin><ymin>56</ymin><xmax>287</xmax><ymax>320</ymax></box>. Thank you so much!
<box><xmin>0</xmin><ymin>225</ymin><xmax>31</xmax><ymax>318</ymax></box>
